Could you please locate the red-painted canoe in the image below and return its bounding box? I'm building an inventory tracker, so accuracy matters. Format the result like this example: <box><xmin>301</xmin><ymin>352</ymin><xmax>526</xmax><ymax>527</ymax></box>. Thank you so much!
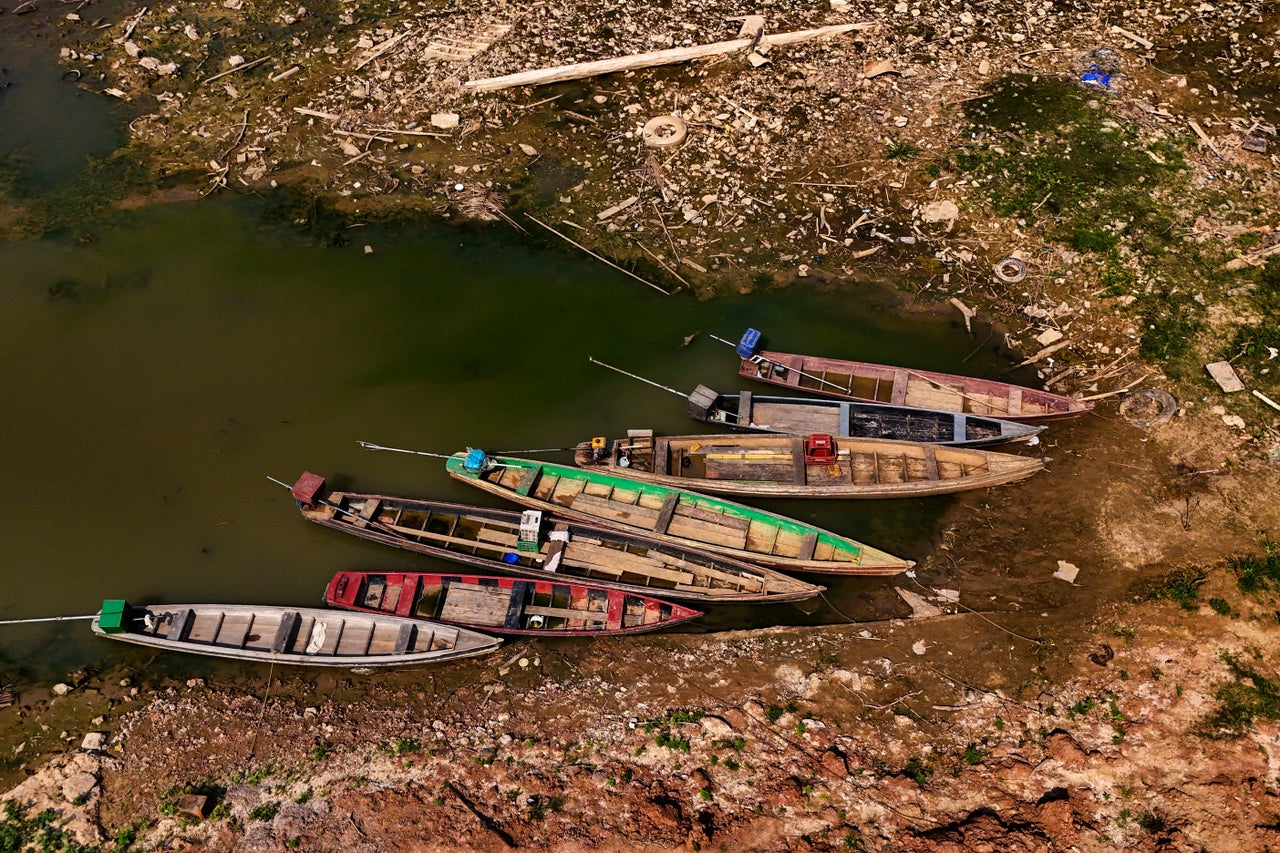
<box><xmin>728</xmin><ymin>329</ymin><xmax>1091</xmax><ymax>423</ymax></box>
<box><xmin>326</xmin><ymin>571</ymin><xmax>703</xmax><ymax>637</ymax></box>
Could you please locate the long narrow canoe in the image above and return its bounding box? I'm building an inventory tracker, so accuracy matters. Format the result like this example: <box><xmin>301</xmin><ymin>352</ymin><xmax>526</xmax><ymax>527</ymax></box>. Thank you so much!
<box><xmin>290</xmin><ymin>474</ymin><xmax>820</xmax><ymax>603</ymax></box>
<box><xmin>731</xmin><ymin>329</ymin><xmax>1091</xmax><ymax>422</ymax></box>
<box><xmin>574</xmin><ymin>431</ymin><xmax>1044</xmax><ymax>499</ymax></box>
<box><xmin>445</xmin><ymin>451</ymin><xmax>914</xmax><ymax>575</ymax></box>
<box><xmin>326</xmin><ymin>571</ymin><xmax>702</xmax><ymax>637</ymax></box>
<box><xmin>91</xmin><ymin>600</ymin><xmax>501</xmax><ymax>667</ymax></box>
<box><xmin>685</xmin><ymin>385</ymin><xmax>1043</xmax><ymax>447</ymax></box>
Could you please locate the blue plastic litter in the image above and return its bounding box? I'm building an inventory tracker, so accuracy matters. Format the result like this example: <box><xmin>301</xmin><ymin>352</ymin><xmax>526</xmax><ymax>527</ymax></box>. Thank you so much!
<box><xmin>736</xmin><ymin>328</ymin><xmax>762</xmax><ymax>359</ymax></box>
<box><xmin>502</xmin><ymin>552</ymin><xmax>520</xmax><ymax>564</ymax></box>
<box><xmin>463</xmin><ymin>448</ymin><xmax>489</xmax><ymax>473</ymax></box>
<box><xmin>1081</xmin><ymin>64</ymin><xmax>1111</xmax><ymax>88</ymax></box>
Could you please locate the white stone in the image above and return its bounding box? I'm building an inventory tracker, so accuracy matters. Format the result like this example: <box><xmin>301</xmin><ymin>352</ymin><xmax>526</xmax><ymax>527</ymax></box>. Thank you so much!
<box><xmin>61</xmin><ymin>772</ymin><xmax>97</xmax><ymax>804</ymax></box>
<box><xmin>52</xmin><ymin>683</ymin><xmax>71</xmax><ymax>696</ymax></box>
<box><xmin>518</xmin><ymin>143</ymin><xmax>538</xmax><ymax>156</ymax></box>
<box><xmin>1222</xmin><ymin>414</ymin><xmax>1246</xmax><ymax>429</ymax></box>
<box><xmin>1036</xmin><ymin>328</ymin><xmax>1064</xmax><ymax>347</ymax></box>
<box><xmin>430</xmin><ymin>112</ymin><xmax>460</xmax><ymax>130</ymax></box>
<box><xmin>81</xmin><ymin>732</ymin><xmax>106</xmax><ymax>751</ymax></box>
<box><xmin>1054</xmin><ymin>560</ymin><xmax>1080</xmax><ymax>583</ymax></box>
<box><xmin>228</xmin><ymin>55</ymin><xmax>245</xmax><ymax>67</ymax></box>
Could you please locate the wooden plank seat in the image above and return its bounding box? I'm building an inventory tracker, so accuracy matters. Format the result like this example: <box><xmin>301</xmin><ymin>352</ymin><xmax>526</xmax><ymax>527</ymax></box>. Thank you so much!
<box><xmin>653</xmin><ymin>492</ymin><xmax>679</xmax><ymax>535</ymax></box>
<box><xmin>562</xmin><ymin>542</ymin><xmax>695</xmax><ymax>584</ymax></box>
<box><xmin>665</xmin><ymin>513</ymin><xmax>749</xmax><ymax>549</ymax></box>
<box><xmin>392</xmin><ymin>622</ymin><xmax>417</xmax><ymax>655</ymax></box>
<box><xmin>167</xmin><ymin>608</ymin><xmax>195</xmax><ymax>641</ymax></box>
<box><xmin>271</xmin><ymin>612</ymin><xmax>300</xmax><ymax>653</ymax></box>
<box><xmin>570</xmin><ymin>492</ymin><xmax>660</xmax><ymax>528</ymax></box>
<box><xmin>522</xmin><ymin>605</ymin><xmax>608</xmax><ymax>623</ymax></box>
<box><xmin>439</xmin><ymin>584</ymin><xmax>515</xmax><ymax>625</ymax></box>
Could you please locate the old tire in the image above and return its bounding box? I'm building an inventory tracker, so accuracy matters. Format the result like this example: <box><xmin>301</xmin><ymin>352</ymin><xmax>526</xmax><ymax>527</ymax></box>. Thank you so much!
<box><xmin>993</xmin><ymin>257</ymin><xmax>1028</xmax><ymax>283</ymax></box>
<box><xmin>1118</xmin><ymin>388</ymin><xmax>1178</xmax><ymax>428</ymax></box>
<box><xmin>642</xmin><ymin>115</ymin><xmax>688</xmax><ymax>148</ymax></box>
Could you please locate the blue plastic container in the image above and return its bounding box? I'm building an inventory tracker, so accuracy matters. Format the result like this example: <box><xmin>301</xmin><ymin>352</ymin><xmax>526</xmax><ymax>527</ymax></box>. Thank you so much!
<box><xmin>502</xmin><ymin>552</ymin><xmax>520</xmax><ymax>564</ymax></box>
<box><xmin>464</xmin><ymin>448</ymin><xmax>489</xmax><ymax>473</ymax></box>
<box><xmin>736</xmin><ymin>328</ymin><xmax>762</xmax><ymax>359</ymax></box>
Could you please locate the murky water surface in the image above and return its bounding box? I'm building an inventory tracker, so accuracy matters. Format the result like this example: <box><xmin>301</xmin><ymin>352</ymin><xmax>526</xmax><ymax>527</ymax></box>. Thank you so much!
<box><xmin>0</xmin><ymin>36</ymin><xmax>1033</xmax><ymax>679</ymax></box>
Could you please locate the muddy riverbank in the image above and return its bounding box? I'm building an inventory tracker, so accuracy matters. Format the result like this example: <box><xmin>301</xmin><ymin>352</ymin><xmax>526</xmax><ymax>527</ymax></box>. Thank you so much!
<box><xmin>2</xmin><ymin>0</ymin><xmax>1280</xmax><ymax>848</ymax></box>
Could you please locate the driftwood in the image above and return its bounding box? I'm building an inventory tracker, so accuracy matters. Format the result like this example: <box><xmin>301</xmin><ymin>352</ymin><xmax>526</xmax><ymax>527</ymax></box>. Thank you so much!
<box><xmin>463</xmin><ymin>23</ymin><xmax>874</xmax><ymax>93</ymax></box>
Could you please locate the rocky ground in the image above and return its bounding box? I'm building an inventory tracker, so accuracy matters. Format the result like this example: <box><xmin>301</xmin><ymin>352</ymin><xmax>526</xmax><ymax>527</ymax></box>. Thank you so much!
<box><xmin>2</xmin><ymin>0</ymin><xmax>1280</xmax><ymax>848</ymax></box>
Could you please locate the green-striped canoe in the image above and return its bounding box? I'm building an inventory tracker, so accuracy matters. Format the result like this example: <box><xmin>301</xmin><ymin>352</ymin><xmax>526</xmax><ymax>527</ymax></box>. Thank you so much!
<box><xmin>446</xmin><ymin>450</ymin><xmax>913</xmax><ymax>575</ymax></box>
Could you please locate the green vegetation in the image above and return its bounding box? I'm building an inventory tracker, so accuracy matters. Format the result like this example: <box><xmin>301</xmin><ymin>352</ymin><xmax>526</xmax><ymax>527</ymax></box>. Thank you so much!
<box><xmin>1222</xmin><ymin>259</ymin><xmax>1280</xmax><ymax>392</ymax></box>
<box><xmin>1197</xmin><ymin>651</ymin><xmax>1280</xmax><ymax>738</ymax></box>
<box><xmin>955</xmin><ymin>75</ymin><xmax>1184</xmax><ymax>251</ymax></box>
<box><xmin>902</xmin><ymin>757</ymin><xmax>931</xmax><ymax>786</ymax></box>
<box><xmin>961</xmin><ymin>745</ymin><xmax>984</xmax><ymax>765</ymax></box>
<box><xmin>885</xmin><ymin>141</ymin><xmax>919</xmax><ymax>161</ymax></box>
<box><xmin>1229</xmin><ymin>543</ymin><xmax>1280</xmax><ymax>595</ymax></box>
<box><xmin>698</xmin><ymin>788</ymin><xmax>712</xmax><ymax>802</ymax></box>
<box><xmin>0</xmin><ymin>800</ymin><xmax>96</xmax><ymax>853</ymax></box>
<box><xmin>1209</xmin><ymin>597</ymin><xmax>1233</xmax><ymax>616</ymax></box>
<box><xmin>652</xmin><ymin>731</ymin><xmax>691</xmax><ymax>752</ymax></box>
<box><xmin>1141</xmin><ymin>567</ymin><xmax>1207</xmax><ymax>610</ymax></box>
<box><xmin>765</xmin><ymin>701</ymin><xmax>798</xmax><ymax>724</ymax></box>
<box><xmin>527</xmin><ymin>795</ymin><xmax>565</xmax><ymax>822</ymax></box>
<box><xmin>309</xmin><ymin>742</ymin><xmax>331</xmax><ymax>761</ymax></box>
<box><xmin>247</xmin><ymin>802</ymin><xmax>279</xmax><ymax>823</ymax></box>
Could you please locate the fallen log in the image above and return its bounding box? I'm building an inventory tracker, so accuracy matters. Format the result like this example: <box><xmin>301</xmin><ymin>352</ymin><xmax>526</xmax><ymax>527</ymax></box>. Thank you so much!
<box><xmin>463</xmin><ymin>23</ymin><xmax>874</xmax><ymax>93</ymax></box>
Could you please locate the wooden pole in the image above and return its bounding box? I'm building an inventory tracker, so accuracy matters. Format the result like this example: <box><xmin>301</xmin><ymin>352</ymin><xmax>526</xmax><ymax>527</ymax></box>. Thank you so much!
<box><xmin>463</xmin><ymin>24</ymin><xmax>873</xmax><ymax>93</ymax></box>
<box><xmin>524</xmin><ymin>214</ymin><xmax>671</xmax><ymax>295</ymax></box>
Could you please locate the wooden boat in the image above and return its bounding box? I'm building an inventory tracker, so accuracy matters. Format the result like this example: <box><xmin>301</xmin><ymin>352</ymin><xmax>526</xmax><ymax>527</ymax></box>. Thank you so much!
<box><xmin>288</xmin><ymin>474</ymin><xmax>821</xmax><ymax>604</ymax></box>
<box><xmin>326</xmin><ymin>571</ymin><xmax>702</xmax><ymax>637</ymax></box>
<box><xmin>574</xmin><ymin>431</ymin><xmax>1044</xmax><ymax>499</ymax></box>
<box><xmin>445</xmin><ymin>451</ymin><xmax>914</xmax><ymax>575</ymax></box>
<box><xmin>727</xmin><ymin>329</ymin><xmax>1091</xmax><ymax>422</ymax></box>
<box><xmin>587</xmin><ymin>358</ymin><xmax>1042</xmax><ymax>447</ymax></box>
<box><xmin>90</xmin><ymin>599</ymin><xmax>501</xmax><ymax>667</ymax></box>
<box><xmin>685</xmin><ymin>385</ymin><xmax>1043</xmax><ymax>447</ymax></box>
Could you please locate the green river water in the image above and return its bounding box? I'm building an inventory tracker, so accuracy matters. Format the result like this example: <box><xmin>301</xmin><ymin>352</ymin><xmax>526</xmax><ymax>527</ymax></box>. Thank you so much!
<box><xmin>0</xmin><ymin>32</ymin><xmax>1031</xmax><ymax>680</ymax></box>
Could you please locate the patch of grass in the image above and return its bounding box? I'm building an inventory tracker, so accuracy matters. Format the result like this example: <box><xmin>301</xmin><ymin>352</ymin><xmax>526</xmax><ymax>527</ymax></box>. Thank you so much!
<box><xmin>1196</xmin><ymin>651</ymin><xmax>1280</xmax><ymax>738</ymax></box>
<box><xmin>394</xmin><ymin>738</ymin><xmax>421</xmax><ymax>755</ymax></box>
<box><xmin>1229</xmin><ymin>543</ymin><xmax>1280</xmax><ymax>595</ymax></box>
<box><xmin>1209</xmin><ymin>597</ymin><xmax>1233</xmax><ymax>616</ymax></box>
<box><xmin>1137</xmin><ymin>811</ymin><xmax>1167</xmax><ymax>833</ymax></box>
<box><xmin>248</xmin><ymin>802</ymin><xmax>279</xmax><ymax>822</ymax></box>
<box><xmin>955</xmin><ymin>75</ymin><xmax>1185</xmax><ymax>251</ymax></box>
<box><xmin>1099</xmin><ymin>255</ymin><xmax>1137</xmax><ymax>296</ymax></box>
<box><xmin>885</xmin><ymin>140</ymin><xmax>919</xmax><ymax>160</ymax></box>
<box><xmin>961</xmin><ymin>745</ymin><xmax>984</xmax><ymax>765</ymax></box>
<box><xmin>1136</xmin><ymin>295</ymin><xmax>1205</xmax><ymax>371</ymax></box>
<box><xmin>653</xmin><ymin>731</ymin><xmax>691</xmax><ymax>752</ymax></box>
<box><xmin>902</xmin><ymin>757</ymin><xmax>931</xmax><ymax>786</ymax></box>
<box><xmin>1140</xmin><ymin>567</ymin><xmax>1207</xmax><ymax>610</ymax></box>
<box><xmin>698</xmin><ymin>788</ymin><xmax>712</xmax><ymax>802</ymax></box>
<box><xmin>527</xmin><ymin>794</ymin><xmax>565</xmax><ymax>822</ymax></box>
<box><xmin>0</xmin><ymin>800</ymin><xmax>97</xmax><ymax>853</ymax></box>
<box><xmin>1069</xmin><ymin>698</ymin><xmax>1096</xmax><ymax>718</ymax></box>
<box><xmin>1222</xmin><ymin>259</ymin><xmax>1280</xmax><ymax>395</ymax></box>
